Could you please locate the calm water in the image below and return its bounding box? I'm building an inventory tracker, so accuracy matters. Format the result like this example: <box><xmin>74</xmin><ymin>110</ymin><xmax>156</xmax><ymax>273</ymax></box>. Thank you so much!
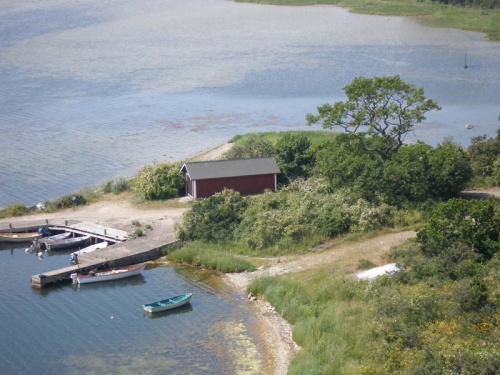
<box><xmin>0</xmin><ymin>242</ymin><xmax>264</xmax><ymax>374</ymax></box>
<box><xmin>0</xmin><ymin>0</ymin><xmax>499</xmax><ymax>208</ymax></box>
<box><xmin>1</xmin><ymin>1</ymin><xmax>499</xmax><ymax>373</ymax></box>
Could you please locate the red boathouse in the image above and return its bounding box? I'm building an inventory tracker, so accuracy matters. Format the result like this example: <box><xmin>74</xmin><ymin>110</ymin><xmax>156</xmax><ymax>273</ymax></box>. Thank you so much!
<box><xmin>180</xmin><ymin>157</ymin><xmax>281</xmax><ymax>199</ymax></box>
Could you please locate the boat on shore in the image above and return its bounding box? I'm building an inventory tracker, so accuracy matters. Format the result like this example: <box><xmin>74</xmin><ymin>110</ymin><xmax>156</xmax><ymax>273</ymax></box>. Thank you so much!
<box><xmin>143</xmin><ymin>293</ymin><xmax>193</xmax><ymax>313</ymax></box>
<box><xmin>70</xmin><ymin>241</ymin><xmax>108</xmax><ymax>263</ymax></box>
<box><xmin>47</xmin><ymin>235</ymin><xmax>90</xmax><ymax>251</ymax></box>
<box><xmin>71</xmin><ymin>263</ymin><xmax>146</xmax><ymax>285</ymax></box>
<box><xmin>0</xmin><ymin>232</ymin><xmax>42</xmax><ymax>243</ymax></box>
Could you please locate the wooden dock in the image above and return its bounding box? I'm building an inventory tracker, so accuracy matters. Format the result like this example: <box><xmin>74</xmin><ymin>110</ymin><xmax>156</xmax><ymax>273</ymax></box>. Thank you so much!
<box><xmin>31</xmin><ymin>237</ymin><xmax>181</xmax><ymax>288</ymax></box>
<box><xmin>0</xmin><ymin>219</ymin><xmax>180</xmax><ymax>288</ymax></box>
<box><xmin>0</xmin><ymin>219</ymin><xmax>128</xmax><ymax>243</ymax></box>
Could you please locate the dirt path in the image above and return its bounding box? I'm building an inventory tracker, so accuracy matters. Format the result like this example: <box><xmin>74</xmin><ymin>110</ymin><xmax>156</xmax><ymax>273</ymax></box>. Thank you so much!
<box><xmin>223</xmin><ymin>230</ymin><xmax>417</xmax><ymax>375</ymax></box>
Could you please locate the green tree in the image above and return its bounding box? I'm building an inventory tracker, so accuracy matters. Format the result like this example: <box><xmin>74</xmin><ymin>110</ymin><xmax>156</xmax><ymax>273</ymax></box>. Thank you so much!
<box><xmin>429</xmin><ymin>139</ymin><xmax>472</xmax><ymax>199</ymax></box>
<box><xmin>306</xmin><ymin>75</ymin><xmax>441</xmax><ymax>161</ymax></box>
<box><xmin>224</xmin><ymin>138</ymin><xmax>275</xmax><ymax>160</ymax></box>
<box><xmin>275</xmin><ymin>133</ymin><xmax>315</xmax><ymax>183</ymax></box>
<box><xmin>467</xmin><ymin>131</ymin><xmax>500</xmax><ymax>184</ymax></box>
<box><xmin>135</xmin><ymin>162</ymin><xmax>184</xmax><ymax>200</ymax></box>
<box><xmin>417</xmin><ymin>197</ymin><xmax>500</xmax><ymax>260</ymax></box>
<box><xmin>382</xmin><ymin>142</ymin><xmax>433</xmax><ymax>204</ymax></box>
<box><xmin>315</xmin><ymin>134</ymin><xmax>384</xmax><ymax>202</ymax></box>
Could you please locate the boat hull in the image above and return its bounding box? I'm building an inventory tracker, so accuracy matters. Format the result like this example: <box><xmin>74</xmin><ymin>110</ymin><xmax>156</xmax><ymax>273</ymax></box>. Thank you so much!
<box><xmin>71</xmin><ymin>241</ymin><xmax>108</xmax><ymax>257</ymax></box>
<box><xmin>47</xmin><ymin>235</ymin><xmax>90</xmax><ymax>250</ymax></box>
<box><xmin>73</xmin><ymin>263</ymin><xmax>146</xmax><ymax>284</ymax></box>
<box><xmin>143</xmin><ymin>293</ymin><xmax>193</xmax><ymax>313</ymax></box>
<box><xmin>0</xmin><ymin>232</ymin><xmax>42</xmax><ymax>243</ymax></box>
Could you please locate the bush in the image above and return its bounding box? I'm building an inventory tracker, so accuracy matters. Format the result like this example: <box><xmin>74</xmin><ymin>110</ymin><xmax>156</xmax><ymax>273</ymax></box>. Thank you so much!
<box><xmin>49</xmin><ymin>194</ymin><xmax>87</xmax><ymax>209</ymax></box>
<box><xmin>176</xmin><ymin>189</ymin><xmax>247</xmax><ymax>242</ymax></box>
<box><xmin>135</xmin><ymin>162</ymin><xmax>184</xmax><ymax>200</ymax></box>
<box><xmin>224</xmin><ymin>138</ymin><xmax>275</xmax><ymax>160</ymax></box>
<box><xmin>102</xmin><ymin>178</ymin><xmax>130</xmax><ymax>194</ymax></box>
<box><xmin>0</xmin><ymin>203</ymin><xmax>29</xmax><ymax>218</ymax></box>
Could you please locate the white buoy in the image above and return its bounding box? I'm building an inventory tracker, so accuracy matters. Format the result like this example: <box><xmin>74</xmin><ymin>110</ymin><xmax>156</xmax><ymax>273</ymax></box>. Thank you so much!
<box><xmin>37</xmin><ymin>252</ymin><xmax>43</xmax><ymax>258</ymax></box>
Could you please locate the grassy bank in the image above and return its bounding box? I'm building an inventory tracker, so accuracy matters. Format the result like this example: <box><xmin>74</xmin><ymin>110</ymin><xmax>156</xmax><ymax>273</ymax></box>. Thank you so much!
<box><xmin>236</xmin><ymin>0</ymin><xmax>500</xmax><ymax>40</ymax></box>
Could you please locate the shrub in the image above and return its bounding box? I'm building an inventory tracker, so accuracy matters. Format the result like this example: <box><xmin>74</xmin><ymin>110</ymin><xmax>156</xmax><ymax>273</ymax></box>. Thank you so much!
<box><xmin>0</xmin><ymin>203</ymin><xmax>29</xmax><ymax>218</ymax></box>
<box><xmin>176</xmin><ymin>189</ymin><xmax>247</xmax><ymax>242</ymax></box>
<box><xmin>135</xmin><ymin>162</ymin><xmax>184</xmax><ymax>200</ymax></box>
<box><xmin>49</xmin><ymin>194</ymin><xmax>87</xmax><ymax>209</ymax></box>
<box><xmin>358</xmin><ymin>259</ymin><xmax>376</xmax><ymax>270</ymax></box>
<box><xmin>102</xmin><ymin>177</ymin><xmax>130</xmax><ymax>194</ymax></box>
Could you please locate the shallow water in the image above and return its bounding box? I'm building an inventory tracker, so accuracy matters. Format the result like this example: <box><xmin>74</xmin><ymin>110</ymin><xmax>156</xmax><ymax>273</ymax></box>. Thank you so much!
<box><xmin>0</xmin><ymin>243</ymin><xmax>263</xmax><ymax>374</ymax></box>
<box><xmin>0</xmin><ymin>0</ymin><xmax>499</xmax><ymax>208</ymax></box>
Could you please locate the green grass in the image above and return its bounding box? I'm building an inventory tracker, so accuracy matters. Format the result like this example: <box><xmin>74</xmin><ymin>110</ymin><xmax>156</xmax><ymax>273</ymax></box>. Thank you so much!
<box><xmin>249</xmin><ymin>273</ymin><xmax>374</xmax><ymax>373</ymax></box>
<box><xmin>230</xmin><ymin>130</ymin><xmax>338</xmax><ymax>148</ymax></box>
<box><xmin>165</xmin><ymin>241</ymin><xmax>257</xmax><ymax>273</ymax></box>
<box><xmin>236</xmin><ymin>0</ymin><xmax>500</xmax><ymax>40</ymax></box>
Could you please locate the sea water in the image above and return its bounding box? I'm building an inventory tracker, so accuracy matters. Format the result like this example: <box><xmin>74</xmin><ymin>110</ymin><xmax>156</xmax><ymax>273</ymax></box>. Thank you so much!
<box><xmin>1</xmin><ymin>1</ymin><xmax>499</xmax><ymax>373</ymax></box>
<box><xmin>0</xmin><ymin>242</ymin><xmax>263</xmax><ymax>374</ymax></box>
<box><xmin>0</xmin><ymin>0</ymin><xmax>499</xmax><ymax>208</ymax></box>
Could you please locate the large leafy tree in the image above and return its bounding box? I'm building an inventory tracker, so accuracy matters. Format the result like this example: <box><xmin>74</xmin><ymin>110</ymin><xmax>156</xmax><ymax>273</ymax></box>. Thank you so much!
<box><xmin>306</xmin><ymin>75</ymin><xmax>441</xmax><ymax>161</ymax></box>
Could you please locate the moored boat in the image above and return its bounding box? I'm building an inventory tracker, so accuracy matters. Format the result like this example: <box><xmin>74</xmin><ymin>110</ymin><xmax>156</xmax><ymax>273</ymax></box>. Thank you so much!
<box><xmin>142</xmin><ymin>293</ymin><xmax>193</xmax><ymax>313</ymax></box>
<box><xmin>0</xmin><ymin>232</ymin><xmax>42</xmax><ymax>243</ymax></box>
<box><xmin>41</xmin><ymin>232</ymin><xmax>71</xmax><ymax>243</ymax></box>
<box><xmin>71</xmin><ymin>263</ymin><xmax>146</xmax><ymax>285</ymax></box>
<box><xmin>47</xmin><ymin>235</ymin><xmax>90</xmax><ymax>251</ymax></box>
<box><xmin>70</xmin><ymin>241</ymin><xmax>108</xmax><ymax>263</ymax></box>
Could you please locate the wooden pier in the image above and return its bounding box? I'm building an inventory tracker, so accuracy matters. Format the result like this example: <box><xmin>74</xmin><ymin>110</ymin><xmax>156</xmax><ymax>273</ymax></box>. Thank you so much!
<box><xmin>0</xmin><ymin>219</ymin><xmax>128</xmax><ymax>243</ymax></box>
<box><xmin>0</xmin><ymin>219</ymin><xmax>180</xmax><ymax>288</ymax></box>
<box><xmin>31</xmin><ymin>237</ymin><xmax>180</xmax><ymax>288</ymax></box>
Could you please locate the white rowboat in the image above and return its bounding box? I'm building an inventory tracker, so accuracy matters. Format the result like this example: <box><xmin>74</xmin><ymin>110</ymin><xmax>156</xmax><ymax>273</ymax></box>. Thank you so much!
<box><xmin>71</xmin><ymin>263</ymin><xmax>145</xmax><ymax>284</ymax></box>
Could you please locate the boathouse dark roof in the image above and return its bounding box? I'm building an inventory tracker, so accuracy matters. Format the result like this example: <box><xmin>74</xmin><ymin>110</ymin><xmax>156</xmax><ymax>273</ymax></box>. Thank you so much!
<box><xmin>181</xmin><ymin>157</ymin><xmax>281</xmax><ymax>180</ymax></box>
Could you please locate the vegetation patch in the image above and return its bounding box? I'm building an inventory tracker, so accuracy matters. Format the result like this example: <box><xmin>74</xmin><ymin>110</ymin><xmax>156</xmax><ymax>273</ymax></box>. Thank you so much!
<box><xmin>166</xmin><ymin>241</ymin><xmax>256</xmax><ymax>273</ymax></box>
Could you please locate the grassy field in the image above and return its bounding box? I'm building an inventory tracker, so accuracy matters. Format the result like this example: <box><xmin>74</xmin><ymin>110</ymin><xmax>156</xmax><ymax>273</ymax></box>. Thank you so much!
<box><xmin>236</xmin><ymin>0</ymin><xmax>500</xmax><ymax>40</ymax></box>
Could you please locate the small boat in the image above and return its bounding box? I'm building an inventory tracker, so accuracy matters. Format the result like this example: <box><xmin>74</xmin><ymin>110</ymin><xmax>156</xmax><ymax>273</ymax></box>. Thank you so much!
<box><xmin>70</xmin><ymin>241</ymin><xmax>108</xmax><ymax>262</ymax></box>
<box><xmin>143</xmin><ymin>293</ymin><xmax>193</xmax><ymax>313</ymax></box>
<box><xmin>47</xmin><ymin>235</ymin><xmax>90</xmax><ymax>250</ymax></box>
<box><xmin>42</xmin><ymin>232</ymin><xmax>71</xmax><ymax>242</ymax></box>
<box><xmin>0</xmin><ymin>232</ymin><xmax>42</xmax><ymax>243</ymax></box>
<box><xmin>71</xmin><ymin>263</ymin><xmax>146</xmax><ymax>285</ymax></box>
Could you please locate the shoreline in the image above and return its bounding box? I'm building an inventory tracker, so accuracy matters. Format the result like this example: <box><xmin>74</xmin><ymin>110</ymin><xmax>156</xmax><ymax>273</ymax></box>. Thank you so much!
<box><xmin>0</xmin><ymin>142</ymin><xmax>298</xmax><ymax>374</ymax></box>
<box><xmin>3</xmin><ymin>141</ymin><xmax>499</xmax><ymax>374</ymax></box>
